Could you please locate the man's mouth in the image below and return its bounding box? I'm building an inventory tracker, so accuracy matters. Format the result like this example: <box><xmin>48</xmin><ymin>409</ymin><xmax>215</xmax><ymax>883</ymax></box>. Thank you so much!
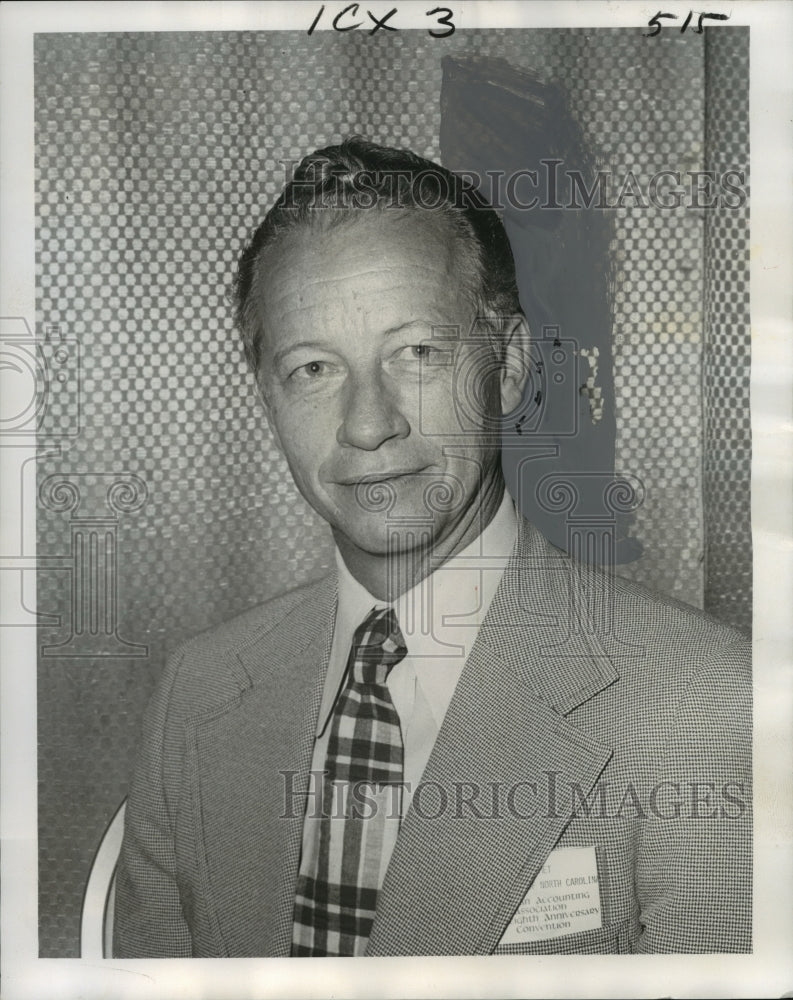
<box><xmin>335</xmin><ymin>468</ymin><xmax>429</xmax><ymax>486</ymax></box>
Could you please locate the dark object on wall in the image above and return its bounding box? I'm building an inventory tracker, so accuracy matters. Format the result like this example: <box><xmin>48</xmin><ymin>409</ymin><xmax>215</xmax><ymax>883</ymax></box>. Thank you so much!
<box><xmin>440</xmin><ymin>55</ymin><xmax>642</xmax><ymax>566</ymax></box>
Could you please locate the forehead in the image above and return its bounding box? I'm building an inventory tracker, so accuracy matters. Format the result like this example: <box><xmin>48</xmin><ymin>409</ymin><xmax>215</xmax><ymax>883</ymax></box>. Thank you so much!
<box><xmin>256</xmin><ymin>209</ymin><xmax>475</xmax><ymax>330</ymax></box>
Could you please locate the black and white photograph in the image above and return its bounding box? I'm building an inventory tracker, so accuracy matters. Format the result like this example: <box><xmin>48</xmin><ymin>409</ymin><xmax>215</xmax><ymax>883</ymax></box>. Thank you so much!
<box><xmin>1</xmin><ymin>1</ymin><xmax>791</xmax><ymax>997</ymax></box>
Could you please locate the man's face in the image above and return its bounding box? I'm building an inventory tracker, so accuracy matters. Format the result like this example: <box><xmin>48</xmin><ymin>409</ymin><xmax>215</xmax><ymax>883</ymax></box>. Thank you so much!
<box><xmin>256</xmin><ymin>209</ymin><xmax>520</xmax><ymax>560</ymax></box>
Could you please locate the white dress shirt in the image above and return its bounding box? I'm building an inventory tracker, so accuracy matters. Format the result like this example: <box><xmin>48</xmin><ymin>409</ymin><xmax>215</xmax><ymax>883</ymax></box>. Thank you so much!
<box><xmin>296</xmin><ymin>492</ymin><xmax>518</xmax><ymax>892</ymax></box>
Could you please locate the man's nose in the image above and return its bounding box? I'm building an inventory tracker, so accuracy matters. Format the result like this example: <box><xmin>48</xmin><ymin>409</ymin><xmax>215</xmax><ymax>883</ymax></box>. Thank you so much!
<box><xmin>336</xmin><ymin>372</ymin><xmax>410</xmax><ymax>450</ymax></box>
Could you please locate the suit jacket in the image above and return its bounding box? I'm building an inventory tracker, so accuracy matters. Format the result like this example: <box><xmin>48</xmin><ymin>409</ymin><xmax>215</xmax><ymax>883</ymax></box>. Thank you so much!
<box><xmin>114</xmin><ymin>517</ymin><xmax>751</xmax><ymax>956</ymax></box>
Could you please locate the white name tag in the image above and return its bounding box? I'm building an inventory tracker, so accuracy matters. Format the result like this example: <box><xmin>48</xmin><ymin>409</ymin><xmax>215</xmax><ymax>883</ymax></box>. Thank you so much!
<box><xmin>499</xmin><ymin>845</ymin><xmax>602</xmax><ymax>945</ymax></box>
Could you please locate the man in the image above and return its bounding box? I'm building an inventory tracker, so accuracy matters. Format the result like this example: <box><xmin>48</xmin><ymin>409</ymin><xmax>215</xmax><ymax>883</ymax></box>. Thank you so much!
<box><xmin>114</xmin><ymin>137</ymin><xmax>751</xmax><ymax>957</ymax></box>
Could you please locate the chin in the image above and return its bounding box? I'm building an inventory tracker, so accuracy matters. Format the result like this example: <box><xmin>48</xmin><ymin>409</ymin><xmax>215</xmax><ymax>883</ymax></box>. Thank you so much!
<box><xmin>334</xmin><ymin>513</ymin><xmax>439</xmax><ymax>559</ymax></box>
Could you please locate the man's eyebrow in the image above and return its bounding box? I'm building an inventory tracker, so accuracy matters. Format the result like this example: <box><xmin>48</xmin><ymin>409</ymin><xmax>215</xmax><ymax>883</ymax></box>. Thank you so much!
<box><xmin>272</xmin><ymin>341</ymin><xmax>329</xmax><ymax>368</ymax></box>
<box><xmin>382</xmin><ymin>320</ymin><xmax>433</xmax><ymax>337</ymax></box>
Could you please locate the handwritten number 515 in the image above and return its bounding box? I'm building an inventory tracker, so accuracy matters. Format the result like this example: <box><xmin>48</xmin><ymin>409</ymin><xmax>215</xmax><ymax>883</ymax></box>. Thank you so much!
<box><xmin>645</xmin><ymin>10</ymin><xmax>730</xmax><ymax>36</ymax></box>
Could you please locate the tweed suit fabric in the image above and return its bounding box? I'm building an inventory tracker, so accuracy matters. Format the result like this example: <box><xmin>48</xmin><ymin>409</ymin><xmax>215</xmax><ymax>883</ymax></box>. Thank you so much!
<box><xmin>114</xmin><ymin>576</ymin><xmax>337</xmax><ymax>957</ymax></box>
<box><xmin>113</xmin><ymin>518</ymin><xmax>751</xmax><ymax>957</ymax></box>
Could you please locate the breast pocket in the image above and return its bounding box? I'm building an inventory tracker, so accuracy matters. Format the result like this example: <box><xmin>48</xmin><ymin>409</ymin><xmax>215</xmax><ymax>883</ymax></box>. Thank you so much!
<box><xmin>493</xmin><ymin>918</ymin><xmax>633</xmax><ymax>955</ymax></box>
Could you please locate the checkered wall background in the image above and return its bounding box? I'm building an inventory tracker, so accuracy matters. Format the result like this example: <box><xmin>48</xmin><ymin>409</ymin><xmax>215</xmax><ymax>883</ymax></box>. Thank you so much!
<box><xmin>34</xmin><ymin>28</ymin><xmax>750</xmax><ymax>955</ymax></box>
<box><xmin>702</xmin><ymin>29</ymin><xmax>752</xmax><ymax>631</ymax></box>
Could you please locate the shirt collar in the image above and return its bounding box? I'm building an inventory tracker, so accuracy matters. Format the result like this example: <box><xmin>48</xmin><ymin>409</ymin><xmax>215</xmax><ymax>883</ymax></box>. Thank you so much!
<box><xmin>317</xmin><ymin>490</ymin><xmax>518</xmax><ymax>734</ymax></box>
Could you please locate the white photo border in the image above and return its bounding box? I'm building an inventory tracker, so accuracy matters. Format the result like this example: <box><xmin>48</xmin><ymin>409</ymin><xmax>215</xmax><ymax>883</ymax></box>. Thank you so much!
<box><xmin>1</xmin><ymin>2</ymin><xmax>791</xmax><ymax>997</ymax></box>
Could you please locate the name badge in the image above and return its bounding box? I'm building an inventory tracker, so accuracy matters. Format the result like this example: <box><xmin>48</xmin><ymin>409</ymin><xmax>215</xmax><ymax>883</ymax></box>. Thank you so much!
<box><xmin>499</xmin><ymin>845</ymin><xmax>602</xmax><ymax>945</ymax></box>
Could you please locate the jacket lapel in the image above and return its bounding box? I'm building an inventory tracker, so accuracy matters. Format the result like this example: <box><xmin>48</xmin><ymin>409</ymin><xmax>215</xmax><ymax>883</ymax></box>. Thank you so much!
<box><xmin>367</xmin><ymin>519</ymin><xmax>619</xmax><ymax>956</ymax></box>
<box><xmin>185</xmin><ymin>579</ymin><xmax>336</xmax><ymax>957</ymax></box>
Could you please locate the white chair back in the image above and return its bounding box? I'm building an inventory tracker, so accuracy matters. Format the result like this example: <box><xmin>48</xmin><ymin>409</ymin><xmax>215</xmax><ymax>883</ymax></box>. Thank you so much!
<box><xmin>79</xmin><ymin>799</ymin><xmax>126</xmax><ymax>959</ymax></box>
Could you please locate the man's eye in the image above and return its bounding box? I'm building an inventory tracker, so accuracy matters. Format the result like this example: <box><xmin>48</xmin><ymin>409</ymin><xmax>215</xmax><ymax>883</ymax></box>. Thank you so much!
<box><xmin>398</xmin><ymin>344</ymin><xmax>434</xmax><ymax>361</ymax></box>
<box><xmin>394</xmin><ymin>343</ymin><xmax>453</xmax><ymax>367</ymax></box>
<box><xmin>292</xmin><ymin>360</ymin><xmax>328</xmax><ymax>379</ymax></box>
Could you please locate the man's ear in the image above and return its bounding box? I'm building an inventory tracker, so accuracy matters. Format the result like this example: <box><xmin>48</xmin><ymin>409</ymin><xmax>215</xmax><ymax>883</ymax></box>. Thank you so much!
<box><xmin>500</xmin><ymin>314</ymin><xmax>532</xmax><ymax>416</ymax></box>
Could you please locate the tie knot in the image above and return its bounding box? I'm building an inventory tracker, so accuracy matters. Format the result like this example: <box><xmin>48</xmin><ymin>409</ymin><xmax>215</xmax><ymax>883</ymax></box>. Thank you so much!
<box><xmin>350</xmin><ymin>606</ymin><xmax>407</xmax><ymax>686</ymax></box>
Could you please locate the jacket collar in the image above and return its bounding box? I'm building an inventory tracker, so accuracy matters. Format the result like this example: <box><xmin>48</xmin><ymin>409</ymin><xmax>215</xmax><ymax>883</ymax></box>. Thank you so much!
<box><xmin>474</xmin><ymin>514</ymin><xmax>620</xmax><ymax>714</ymax></box>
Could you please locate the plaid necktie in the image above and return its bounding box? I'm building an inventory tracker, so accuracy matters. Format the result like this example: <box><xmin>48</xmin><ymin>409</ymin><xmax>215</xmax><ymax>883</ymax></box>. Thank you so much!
<box><xmin>292</xmin><ymin>606</ymin><xmax>407</xmax><ymax>956</ymax></box>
